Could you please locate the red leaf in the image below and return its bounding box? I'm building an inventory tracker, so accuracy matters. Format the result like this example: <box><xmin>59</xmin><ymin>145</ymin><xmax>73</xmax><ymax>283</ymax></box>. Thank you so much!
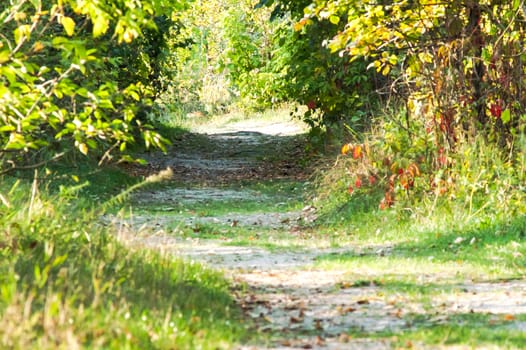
<box><xmin>490</xmin><ymin>103</ymin><xmax>502</xmax><ymax>118</ymax></box>
<box><xmin>355</xmin><ymin>177</ymin><xmax>362</xmax><ymax>188</ymax></box>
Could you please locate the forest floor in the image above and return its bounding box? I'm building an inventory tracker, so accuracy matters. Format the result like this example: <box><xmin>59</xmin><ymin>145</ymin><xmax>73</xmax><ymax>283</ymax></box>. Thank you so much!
<box><xmin>110</xmin><ymin>114</ymin><xmax>526</xmax><ymax>349</ymax></box>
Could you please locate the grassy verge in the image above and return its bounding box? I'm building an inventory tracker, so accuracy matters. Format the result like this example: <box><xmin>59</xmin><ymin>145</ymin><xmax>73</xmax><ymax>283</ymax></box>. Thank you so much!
<box><xmin>0</xmin><ymin>172</ymin><xmax>249</xmax><ymax>349</ymax></box>
<box><xmin>298</xmin><ymin>113</ymin><xmax>526</xmax><ymax>347</ymax></box>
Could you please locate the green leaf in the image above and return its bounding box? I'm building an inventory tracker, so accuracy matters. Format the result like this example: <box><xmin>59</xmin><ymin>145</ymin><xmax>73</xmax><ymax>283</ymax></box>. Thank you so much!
<box><xmin>329</xmin><ymin>15</ymin><xmax>340</xmax><ymax>25</ymax></box>
<box><xmin>128</xmin><ymin>90</ymin><xmax>140</xmax><ymax>101</ymax></box>
<box><xmin>0</xmin><ymin>50</ymin><xmax>10</xmax><ymax>64</ymax></box>
<box><xmin>0</xmin><ymin>125</ymin><xmax>16</xmax><ymax>132</ymax></box>
<box><xmin>501</xmin><ymin>109</ymin><xmax>511</xmax><ymax>124</ymax></box>
<box><xmin>61</xmin><ymin>16</ymin><xmax>76</xmax><ymax>36</ymax></box>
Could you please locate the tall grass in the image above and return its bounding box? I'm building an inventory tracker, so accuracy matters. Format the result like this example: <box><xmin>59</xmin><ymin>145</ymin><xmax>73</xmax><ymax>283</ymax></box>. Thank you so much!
<box><xmin>0</xmin><ymin>174</ymin><xmax>247</xmax><ymax>349</ymax></box>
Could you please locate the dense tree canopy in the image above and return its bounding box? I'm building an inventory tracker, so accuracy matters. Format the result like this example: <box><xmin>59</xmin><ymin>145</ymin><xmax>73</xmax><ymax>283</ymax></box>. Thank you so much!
<box><xmin>2</xmin><ymin>0</ymin><xmax>525</xmax><ymax>176</ymax></box>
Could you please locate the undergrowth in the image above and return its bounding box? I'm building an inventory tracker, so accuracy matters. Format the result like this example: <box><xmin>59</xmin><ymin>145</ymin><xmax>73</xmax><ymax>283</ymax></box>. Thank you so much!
<box><xmin>313</xmin><ymin>109</ymin><xmax>526</xmax><ymax>272</ymax></box>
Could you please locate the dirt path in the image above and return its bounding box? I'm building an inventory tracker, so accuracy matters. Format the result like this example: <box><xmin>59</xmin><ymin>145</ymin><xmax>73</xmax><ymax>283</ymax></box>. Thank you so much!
<box><xmin>113</xmin><ymin>116</ymin><xmax>526</xmax><ymax>349</ymax></box>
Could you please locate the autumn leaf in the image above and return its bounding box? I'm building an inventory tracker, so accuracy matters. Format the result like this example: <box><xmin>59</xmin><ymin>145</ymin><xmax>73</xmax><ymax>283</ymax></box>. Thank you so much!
<box><xmin>407</xmin><ymin>163</ymin><xmax>420</xmax><ymax>177</ymax></box>
<box><xmin>61</xmin><ymin>16</ymin><xmax>76</xmax><ymax>36</ymax></box>
<box><xmin>355</xmin><ymin>177</ymin><xmax>362</xmax><ymax>188</ymax></box>
<box><xmin>399</xmin><ymin>174</ymin><xmax>409</xmax><ymax>190</ymax></box>
<box><xmin>352</xmin><ymin>144</ymin><xmax>363</xmax><ymax>159</ymax></box>
<box><xmin>78</xmin><ymin>142</ymin><xmax>88</xmax><ymax>155</ymax></box>
<box><xmin>341</xmin><ymin>143</ymin><xmax>353</xmax><ymax>155</ymax></box>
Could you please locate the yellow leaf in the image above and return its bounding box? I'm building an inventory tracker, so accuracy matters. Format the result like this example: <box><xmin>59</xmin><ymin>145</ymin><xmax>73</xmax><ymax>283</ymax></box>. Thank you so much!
<box><xmin>92</xmin><ymin>16</ymin><xmax>109</xmax><ymax>37</ymax></box>
<box><xmin>0</xmin><ymin>50</ymin><xmax>9</xmax><ymax>64</ymax></box>
<box><xmin>32</xmin><ymin>41</ymin><xmax>45</xmax><ymax>53</ymax></box>
<box><xmin>14</xmin><ymin>25</ymin><xmax>31</xmax><ymax>45</ymax></box>
<box><xmin>61</xmin><ymin>16</ymin><xmax>75</xmax><ymax>36</ymax></box>
<box><xmin>341</xmin><ymin>143</ymin><xmax>353</xmax><ymax>155</ymax></box>
<box><xmin>122</xmin><ymin>29</ymin><xmax>135</xmax><ymax>43</ymax></box>
<box><xmin>78</xmin><ymin>143</ymin><xmax>88</xmax><ymax>155</ymax></box>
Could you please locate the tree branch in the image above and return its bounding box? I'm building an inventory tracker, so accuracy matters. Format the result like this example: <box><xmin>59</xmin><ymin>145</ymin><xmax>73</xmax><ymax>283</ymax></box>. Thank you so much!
<box><xmin>0</xmin><ymin>152</ymin><xmax>65</xmax><ymax>176</ymax></box>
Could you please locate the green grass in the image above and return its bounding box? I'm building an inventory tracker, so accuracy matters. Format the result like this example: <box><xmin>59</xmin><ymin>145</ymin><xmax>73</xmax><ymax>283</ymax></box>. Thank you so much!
<box><xmin>382</xmin><ymin>313</ymin><xmax>526</xmax><ymax>349</ymax></box>
<box><xmin>0</xmin><ymin>175</ymin><xmax>250</xmax><ymax>349</ymax></box>
<box><xmin>311</xmin><ymin>204</ymin><xmax>526</xmax><ymax>278</ymax></box>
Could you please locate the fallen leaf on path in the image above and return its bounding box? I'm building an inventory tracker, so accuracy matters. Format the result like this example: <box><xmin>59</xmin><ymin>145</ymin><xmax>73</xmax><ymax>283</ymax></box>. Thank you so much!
<box><xmin>389</xmin><ymin>309</ymin><xmax>403</xmax><ymax>318</ymax></box>
<box><xmin>284</xmin><ymin>302</ymin><xmax>305</xmax><ymax>310</ymax></box>
<box><xmin>338</xmin><ymin>333</ymin><xmax>351</xmax><ymax>343</ymax></box>
<box><xmin>339</xmin><ymin>281</ymin><xmax>353</xmax><ymax>289</ymax></box>
<box><xmin>290</xmin><ymin>316</ymin><xmax>304</xmax><ymax>324</ymax></box>
<box><xmin>337</xmin><ymin>306</ymin><xmax>356</xmax><ymax>314</ymax></box>
<box><xmin>314</xmin><ymin>336</ymin><xmax>325</xmax><ymax>346</ymax></box>
<box><xmin>357</xmin><ymin>299</ymin><xmax>370</xmax><ymax>305</ymax></box>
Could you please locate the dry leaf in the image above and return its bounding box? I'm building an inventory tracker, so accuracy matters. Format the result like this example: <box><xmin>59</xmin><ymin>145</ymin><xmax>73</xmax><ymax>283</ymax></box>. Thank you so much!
<box><xmin>338</xmin><ymin>333</ymin><xmax>351</xmax><ymax>343</ymax></box>
<box><xmin>340</xmin><ymin>307</ymin><xmax>356</xmax><ymax>314</ymax></box>
<box><xmin>314</xmin><ymin>336</ymin><xmax>325</xmax><ymax>346</ymax></box>
<box><xmin>290</xmin><ymin>316</ymin><xmax>304</xmax><ymax>324</ymax></box>
<box><xmin>339</xmin><ymin>281</ymin><xmax>353</xmax><ymax>289</ymax></box>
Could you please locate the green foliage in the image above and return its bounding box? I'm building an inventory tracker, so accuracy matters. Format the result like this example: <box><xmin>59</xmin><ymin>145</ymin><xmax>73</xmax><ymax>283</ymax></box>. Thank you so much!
<box><xmin>282</xmin><ymin>0</ymin><xmax>526</xmax><ymax>229</ymax></box>
<box><xmin>304</xmin><ymin>0</ymin><xmax>526</xmax><ymax>143</ymax></box>
<box><xmin>0</xmin><ymin>0</ymin><xmax>187</xmax><ymax>173</ymax></box>
<box><xmin>252</xmin><ymin>0</ymin><xmax>379</xmax><ymax>145</ymax></box>
<box><xmin>161</xmin><ymin>0</ymin><xmax>280</xmax><ymax>115</ymax></box>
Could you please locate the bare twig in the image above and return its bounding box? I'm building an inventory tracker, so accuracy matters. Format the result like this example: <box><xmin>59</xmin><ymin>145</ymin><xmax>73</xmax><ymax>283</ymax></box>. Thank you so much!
<box><xmin>0</xmin><ymin>152</ymin><xmax>65</xmax><ymax>176</ymax></box>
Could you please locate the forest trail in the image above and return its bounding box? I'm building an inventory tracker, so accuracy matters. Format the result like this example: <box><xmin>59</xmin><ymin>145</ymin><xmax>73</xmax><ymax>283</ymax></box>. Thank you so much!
<box><xmin>112</xmin><ymin>115</ymin><xmax>526</xmax><ymax>349</ymax></box>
